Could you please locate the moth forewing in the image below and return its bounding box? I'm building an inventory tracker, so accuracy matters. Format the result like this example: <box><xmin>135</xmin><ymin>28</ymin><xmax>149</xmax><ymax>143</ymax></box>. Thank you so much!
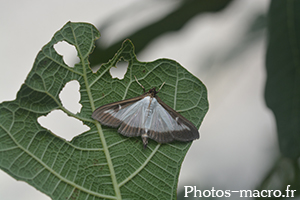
<box><xmin>91</xmin><ymin>94</ymin><xmax>146</xmax><ymax>127</ymax></box>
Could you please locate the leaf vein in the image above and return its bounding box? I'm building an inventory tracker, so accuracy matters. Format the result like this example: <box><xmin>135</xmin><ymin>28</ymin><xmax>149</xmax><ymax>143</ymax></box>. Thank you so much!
<box><xmin>118</xmin><ymin>144</ymin><xmax>160</xmax><ymax>187</ymax></box>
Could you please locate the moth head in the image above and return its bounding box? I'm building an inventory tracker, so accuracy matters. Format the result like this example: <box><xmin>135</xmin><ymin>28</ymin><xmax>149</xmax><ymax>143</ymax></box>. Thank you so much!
<box><xmin>148</xmin><ymin>87</ymin><xmax>158</xmax><ymax>96</ymax></box>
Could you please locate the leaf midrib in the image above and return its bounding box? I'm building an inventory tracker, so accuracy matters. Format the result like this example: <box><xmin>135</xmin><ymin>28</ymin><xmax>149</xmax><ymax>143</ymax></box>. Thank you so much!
<box><xmin>74</xmin><ymin>25</ymin><xmax>122</xmax><ymax>199</ymax></box>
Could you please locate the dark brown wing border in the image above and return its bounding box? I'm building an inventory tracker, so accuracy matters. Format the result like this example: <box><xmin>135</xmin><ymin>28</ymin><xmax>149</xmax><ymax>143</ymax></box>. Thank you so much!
<box><xmin>154</xmin><ymin>95</ymin><xmax>200</xmax><ymax>142</ymax></box>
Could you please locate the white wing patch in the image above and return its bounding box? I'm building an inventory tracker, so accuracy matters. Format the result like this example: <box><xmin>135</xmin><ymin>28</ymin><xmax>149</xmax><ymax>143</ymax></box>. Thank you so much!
<box><xmin>149</xmin><ymin>98</ymin><xmax>190</xmax><ymax>133</ymax></box>
<box><xmin>104</xmin><ymin>96</ymin><xmax>190</xmax><ymax>133</ymax></box>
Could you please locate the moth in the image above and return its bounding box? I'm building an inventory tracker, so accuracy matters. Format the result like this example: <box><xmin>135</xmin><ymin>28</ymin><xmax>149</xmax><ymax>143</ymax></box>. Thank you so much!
<box><xmin>92</xmin><ymin>77</ymin><xmax>199</xmax><ymax>148</ymax></box>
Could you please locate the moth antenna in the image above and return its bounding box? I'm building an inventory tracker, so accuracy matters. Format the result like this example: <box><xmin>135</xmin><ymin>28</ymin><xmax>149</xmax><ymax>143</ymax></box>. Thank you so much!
<box><xmin>134</xmin><ymin>75</ymin><xmax>145</xmax><ymax>92</ymax></box>
<box><xmin>157</xmin><ymin>82</ymin><xmax>165</xmax><ymax>93</ymax></box>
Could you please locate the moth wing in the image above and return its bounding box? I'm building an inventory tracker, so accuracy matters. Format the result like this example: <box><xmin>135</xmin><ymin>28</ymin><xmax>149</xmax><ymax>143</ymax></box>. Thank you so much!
<box><xmin>92</xmin><ymin>93</ymin><xmax>200</xmax><ymax>144</ymax></box>
<box><xmin>92</xmin><ymin>94</ymin><xmax>146</xmax><ymax>130</ymax></box>
<box><xmin>148</xmin><ymin>96</ymin><xmax>199</xmax><ymax>143</ymax></box>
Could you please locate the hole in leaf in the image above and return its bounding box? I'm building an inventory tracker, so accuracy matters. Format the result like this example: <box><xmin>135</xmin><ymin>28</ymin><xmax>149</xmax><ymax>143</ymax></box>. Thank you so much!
<box><xmin>38</xmin><ymin>110</ymin><xmax>90</xmax><ymax>141</ymax></box>
<box><xmin>91</xmin><ymin>64</ymin><xmax>100</xmax><ymax>73</ymax></box>
<box><xmin>110</xmin><ymin>60</ymin><xmax>128</xmax><ymax>79</ymax></box>
<box><xmin>54</xmin><ymin>41</ymin><xmax>79</xmax><ymax>67</ymax></box>
<box><xmin>59</xmin><ymin>80</ymin><xmax>82</xmax><ymax>114</ymax></box>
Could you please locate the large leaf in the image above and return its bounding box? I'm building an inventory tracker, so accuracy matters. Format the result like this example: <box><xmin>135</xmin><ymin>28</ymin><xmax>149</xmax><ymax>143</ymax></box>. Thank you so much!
<box><xmin>0</xmin><ymin>22</ymin><xmax>208</xmax><ymax>199</ymax></box>
<box><xmin>265</xmin><ymin>0</ymin><xmax>300</xmax><ymax>158</ymax></box>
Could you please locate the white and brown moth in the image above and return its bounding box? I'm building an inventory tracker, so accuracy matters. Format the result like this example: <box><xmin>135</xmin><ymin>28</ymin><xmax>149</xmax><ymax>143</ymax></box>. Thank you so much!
<box><xmin>92</xmin><ymin>77</ymin><xmax>199</xmax><ymax>148</ymax></box>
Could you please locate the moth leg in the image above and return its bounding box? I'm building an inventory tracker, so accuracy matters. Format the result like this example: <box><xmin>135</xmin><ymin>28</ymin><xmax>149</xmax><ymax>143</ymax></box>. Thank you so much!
<box><xmin>134</xmin><ymin>75</ymin><xmax>145</xmax><ymax>92</ymax></box>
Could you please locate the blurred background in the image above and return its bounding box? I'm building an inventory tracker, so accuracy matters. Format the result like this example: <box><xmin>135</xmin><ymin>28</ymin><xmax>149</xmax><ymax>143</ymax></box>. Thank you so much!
<box><xmin>1</xmin><ymin>0</ymin><xmax>299</xmax><ymax>199</ymax></box>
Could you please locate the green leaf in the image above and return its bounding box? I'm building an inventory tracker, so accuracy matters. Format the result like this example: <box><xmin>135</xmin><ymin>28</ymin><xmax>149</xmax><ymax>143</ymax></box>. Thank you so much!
<box><xmin>265</xmin><ymin>0</ymin><xmax>300</xmax><ymax>158</ymax></box>
<box><xmin>0</xmin><ymin>22</ymin><xmax>208</xmax><ymax>200</ymax></box>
